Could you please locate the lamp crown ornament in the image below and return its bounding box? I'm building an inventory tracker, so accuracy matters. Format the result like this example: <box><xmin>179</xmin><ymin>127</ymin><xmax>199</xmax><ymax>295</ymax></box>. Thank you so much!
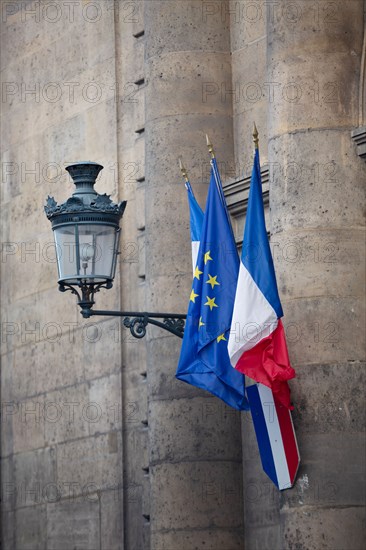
<box><xmin>44</xmin><ymin>162</ymin><xmax>126</xmax><ymax>222</ymax></box>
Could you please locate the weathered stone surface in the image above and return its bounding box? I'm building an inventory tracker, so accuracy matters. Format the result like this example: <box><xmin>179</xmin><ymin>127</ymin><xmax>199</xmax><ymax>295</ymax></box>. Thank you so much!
<box><xmin>282</xmin><ymin>432</ymin><xmax>366</xmax><ymax>509</ymax></box>
<box><xmin>0</xmin><ymin>231</ymin><xmax>61</xmax><ymax>303</ymax></box>
<box><xmin>14</xmin><ymin>447</ymin><xmax>56</xmax><ymax>508</ymax></box>
<box><xmin>146</xmin><ymin>335</ymin><xmax>204</xmax><ymax>400</ymax></box>
<box><xmin>123</xmin><ymin>427</ymin><xmax>148</xmax><ymax>481</ymax></box>
<box><xmin>272</xmin><ymin>229</ymin><xmax>365</xmax><ymax>299</ymax></box>
<box><xmin>100</xmin><ymin>489</ymin><xmax>124</xmax><ymax>550</ymax></box>
<box><xmin>281</xmin><ymin>506</ymin><xmax>366</xmax><ymax>550</ymax></box>
<box><xmin>145</xmin><ymin>52</ymin><xmax>233</xmax><ymax>119</ymax></box>
<box><xmin>151</xmin><ymin>528</ymin><xmax>245</xmax><ymax>550</ymax></box>
<box><xmin>150</xmin><ymin>461</ymin><xmax>244</xmax><ymax>532</ymax></box>
<box><xmin>122</xmin><ymin>368</ymin><xmax>147</xmax><ymax>425</ymax></box>
<box><xmin>44</xmin><ymin>383</ymin><xmax>89</xmax><ymax>446</ymax></box>
<box><xmin>13</xmin><ymin>395</ymin><xmax>46</xmax><ymax>453</ymax></box>
<box><xmin>12</xmin><ymin>336</ymin><xmax>84</xmax><ymax>399</ymax></box>
<box><xmin>0</xmin><ymin>2</ymin><xmax>124</xmax><ymax>548</ymax></box>
<box><xmin>1</xmin><ymin>510</ymin><xmax>15</xmax><ymax>549</ymax></box>
<box><xmin>149</xmin><ymin>397</ymin><xmax>242</xmax><ymax>464</ymax></box>
<box><xmin>269</xmin><ymin>131</ymin><xmax>366</xmax><ymax>234</ymax></box>
<box><xmin>267</xmin><ymin>1</ymin><xmax>364</xmax><ymax>136</ymax></box>
<box><xmin>124</xmin><ymin>489</ymin><xmax>145</xmax><ymax>550</ymax></box>
<box><xmin>281</xmin><ymin>296</ymin><xmax>364</xmax><ymax>366</ymax></box>
<box><xmin>145</xmin><ymin>113</ymin><xmax>235</xmax><ymax>185</ymax></box>
<box><xmin>89</xmin><ymin>373</ymin><xmax>123</xmax><ymax>435</ymax></box>
<box><xmin>144</xmin><ymin>0</ymin><xmax>231</xmax><ymax>58</ymax></box>
<box><xmin>46</xmin><ymin>498</ymin><xmax>100</xmax><ymax>550</ymax></box>
<box><xmin>2</xmin><ymin>287</ymin><xmax>77</xmax><ymax>356</ymax></box>
<box><xmin>231</xmin><ymin>0</ymin><xmax>268</xmax><ymax>169</ymax></box>
<box><xmin>15</xmin><ymin>505</ymin><xmax>47</xmax><ymax>550</ymax></box>
<box><xmin>1</xmin><ymin>456</ymin><xmax>16</xmax><ymax>512</ymax></box>
<box><xmin>0</xmin><ymin>352</ymin><xmax>15</xmax><ymax>457</ymax></box>
<box><xmin>291</xmin><ymin>362</ymin><xmax>366</xmax><ymax>434</ymax></box>
<box><xmin>56</xmin><ymin>432</ymin><xmax>122</xmax><ymax>496</ymax></box>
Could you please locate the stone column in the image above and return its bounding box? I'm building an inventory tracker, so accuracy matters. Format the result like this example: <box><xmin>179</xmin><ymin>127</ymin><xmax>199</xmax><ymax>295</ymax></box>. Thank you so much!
<box><xmin>230</xmin><ymin>0</ymin><xmax>268</xmax><ymax>171</ymax></box>
<box><xmin>144</xmin><ymin>1</ymin><xmax>244</xmax><ymax>548</ymax></box>
<box><xmin>242</xmin><ymin>1</ymin><xmax>366</xmax><ymax>549</ymax></box>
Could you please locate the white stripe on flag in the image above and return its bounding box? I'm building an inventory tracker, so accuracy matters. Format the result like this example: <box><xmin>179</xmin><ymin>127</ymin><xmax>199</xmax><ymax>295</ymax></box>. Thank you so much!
<box><xmin>228</xmin><ymin>262</ymin><xmax>278</xmax><ymax>366</ymax></box>
<box><xmin>258</xmin><ymin>383</ymin><xmax>291</xmax><ymax>490</ymax></box>
<box><xmin>191</xmin><ymin>241</ymin><xmax>200</xmax><ymax>276</ymax></box>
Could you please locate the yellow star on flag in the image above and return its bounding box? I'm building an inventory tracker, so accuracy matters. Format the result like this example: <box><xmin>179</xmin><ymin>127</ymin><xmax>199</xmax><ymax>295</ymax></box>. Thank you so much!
<box><xmin>204</xmin><ymin>251</ymin><xmax>213</xmax><ymax>264</ymax></box>
<box><xmin>206</xmin><ymin>274</ymin><xmax>220</xmax><ymax>289</ymax></box>
<box><xmin>199</xmin><ymin>317</ymin><xmax>205</xmax><ymax>329</ymax></box>
<box><xmin>204</xmin><ymin>296</ymin><xmax>218</xmax><ymax>311</ymax></box>
<box><xmin>194</xmin><ymin>266</ymin><xmax>203</xmax><ymax>280</ymax></box>
<box><xmin>217</xmin><ymin>333</ymin><xmax>227</xmax><ymax>343</ymax></box>
<box><xmin>190</xmin><ymin>289</ymin><xmax>199</xmax><ymax>303</ymax></box>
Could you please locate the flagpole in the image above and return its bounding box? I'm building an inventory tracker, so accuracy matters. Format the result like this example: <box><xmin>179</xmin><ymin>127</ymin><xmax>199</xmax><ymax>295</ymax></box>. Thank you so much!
<box><xmin>205</xmin><ymin>134</ymin><xmax>239</xmax><ymax>260</ymax></box>
<box><xmin>206</xmin><ymin>134</ymin><xmax>215</xmax><ymax>159</ymax></box>
<box><xmin>179</xmin><ymin>157</ymin><xmax>192</xmax><ymax>193</ymax></box>
<box><xmin>253</xmin><ymin>122</ymin><xmax>259</xmax><ymax>150</ymax></box>
<box><xmin>205</xmin><ymin>134</ymin><xmax>227</xmax><ymax>205</ymax></box>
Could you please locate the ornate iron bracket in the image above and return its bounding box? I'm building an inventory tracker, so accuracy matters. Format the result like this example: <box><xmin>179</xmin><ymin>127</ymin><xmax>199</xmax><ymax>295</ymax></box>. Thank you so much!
<box><xmin>89</xmin><ymin>310</ymin><xmax>186</xmax><ymax>339</ymax></box>
<box><xmin>59</xmin><ymin>282</ymin><xmax>186</xmax><ymax>338</ymax></box>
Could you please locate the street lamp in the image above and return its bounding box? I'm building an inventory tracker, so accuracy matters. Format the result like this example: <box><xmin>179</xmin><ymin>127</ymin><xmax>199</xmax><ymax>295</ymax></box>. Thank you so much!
<box><xmin>44</xmin><ymin>162</ymin><xmax>186</xmax><ymax>338</ymax></box>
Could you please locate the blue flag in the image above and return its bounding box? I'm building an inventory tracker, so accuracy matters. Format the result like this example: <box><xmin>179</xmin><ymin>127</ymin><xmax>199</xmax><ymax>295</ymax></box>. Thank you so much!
<box><xmin>185</xmin><ymin>180</ymin><xmax>204</xmax><ymax>273</ymax></box>
<box><xmin>176</xmin><ymin>159</ymin><xmax>249</xmax><ymax>410</ymax></box>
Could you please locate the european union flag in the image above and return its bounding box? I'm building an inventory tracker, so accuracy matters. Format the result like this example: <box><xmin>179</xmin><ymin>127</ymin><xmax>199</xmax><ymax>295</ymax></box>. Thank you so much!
<box><xmin>176</xmin><ymin>159</ymin><xmax>249</xmax><ymax>410</ymax></box>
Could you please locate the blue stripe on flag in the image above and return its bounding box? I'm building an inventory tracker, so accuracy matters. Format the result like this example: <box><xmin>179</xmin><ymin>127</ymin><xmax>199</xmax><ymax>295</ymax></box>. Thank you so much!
<box><xmin>247</xmin><ymin>384</ymin><xmax>279</xmax><ymax>488</ymax></box>
<box><xmin>242</xmin><ymin>150</ymin><xmax>283</xmax><ymax>318</ymax></box>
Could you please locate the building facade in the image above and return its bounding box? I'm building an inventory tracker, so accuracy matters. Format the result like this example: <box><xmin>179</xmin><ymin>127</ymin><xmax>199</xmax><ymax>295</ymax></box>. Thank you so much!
<box><xmin>1</xmin><ymin>1</ymin><xmax>365</xmax><ymax>549</ymax></box>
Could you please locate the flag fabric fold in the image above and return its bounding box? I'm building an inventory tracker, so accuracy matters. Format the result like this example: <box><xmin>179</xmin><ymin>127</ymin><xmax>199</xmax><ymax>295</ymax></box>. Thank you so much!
<box><xmin>176</xmin><ymin>159</ymin><xmax>249</xmax><ymax>411</ymax></box>
<box><xmin>185</xmin><ymin>179</ymin><xmax>204</xmax><ymax>274</ymax></box>
<box><xmin>228</xmin><ymin>149</ymin><xmax>295</xmax><ymax>409</ymax></box>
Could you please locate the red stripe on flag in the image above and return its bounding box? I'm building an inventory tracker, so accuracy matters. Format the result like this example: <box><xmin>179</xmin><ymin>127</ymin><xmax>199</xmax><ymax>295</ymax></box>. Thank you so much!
<box><xmin>234</xmin><ymin>320</ymin><xmax>296</xmax><ymax>409</ymax></box>
<box><xmin>274</xmin><ymin>396</ymin><xmax>300</xmax><ymax>484</ymax></box>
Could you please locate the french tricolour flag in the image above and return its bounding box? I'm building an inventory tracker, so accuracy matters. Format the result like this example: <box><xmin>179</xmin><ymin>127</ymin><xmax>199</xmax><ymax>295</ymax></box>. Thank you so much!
<box><xmin>228</xmin><ymin>146</ymin><xmax>299</xmax><ymax>489</ymax></box>
<box><xmin>185</xmin><ymin>179</ymin><xmax>204</xmax><ymax>274</ymax></box>
<box><xmin>247</xmin><ymin>382</ymin><xmax>300</xmax><ymax>490</ymax></box>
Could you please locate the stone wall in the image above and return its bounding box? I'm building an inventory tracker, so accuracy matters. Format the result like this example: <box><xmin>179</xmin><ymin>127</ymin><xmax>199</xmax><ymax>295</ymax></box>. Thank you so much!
<box><xmin>1</xmin><ymin>1</ymin><xmax>365</xmax><ymax>549</ymax></box>
<box><xmin>1</xmin><ymin>2</ymin><xmax>124</xmax><ymax>548</ymax></box>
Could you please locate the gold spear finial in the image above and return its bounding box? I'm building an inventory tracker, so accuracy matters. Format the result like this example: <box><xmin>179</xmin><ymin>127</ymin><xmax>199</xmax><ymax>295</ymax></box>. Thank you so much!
<box><xmin>253</xmin><ymin>122</ymin><xmax>259</xmax><ymax>150</ymax></box>
<box><xmin>206</xmin><ymin>134</ymin><xmax>215</xmax><ymax>159</ymax></box>
<box><xmin>179</xmin><ymin>157</ymin><xmax>189</xmax><ymax>183</ymax></box>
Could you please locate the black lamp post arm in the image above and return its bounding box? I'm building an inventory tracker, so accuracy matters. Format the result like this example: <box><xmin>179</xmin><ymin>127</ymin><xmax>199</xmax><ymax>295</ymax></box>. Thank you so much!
<box><xmin>58</xmin><ymin>282</ymin><xmax>186</xmax><ymax>339</ymax></box>
<box><xmin>87</xmin><ymin>310</ymin><xmax>186</xmax><ymax>339</ymax></box>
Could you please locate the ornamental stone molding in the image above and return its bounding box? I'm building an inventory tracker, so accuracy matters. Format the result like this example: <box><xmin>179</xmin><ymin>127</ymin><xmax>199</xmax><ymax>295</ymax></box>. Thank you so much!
<box><xmin>351</xmin><ymin>126</ymin><xmax>366</xmax><ymax>161</ymax></box>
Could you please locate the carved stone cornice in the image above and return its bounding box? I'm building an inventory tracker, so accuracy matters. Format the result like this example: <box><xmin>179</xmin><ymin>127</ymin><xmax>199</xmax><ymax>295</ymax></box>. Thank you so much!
<box><xmin>223</xmin><ymin>166</ymin><xmax>269</xmax><ymax>216</ymax></box>
<box><xmin>351</xmin><ymin>126</ymin><xmax>366</xmax><ymax>161</ymax></box>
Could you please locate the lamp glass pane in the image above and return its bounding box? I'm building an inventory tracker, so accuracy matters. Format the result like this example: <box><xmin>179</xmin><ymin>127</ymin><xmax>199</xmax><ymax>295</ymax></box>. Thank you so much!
<box><xmin>54</xmin><ymin>225</ymin><xmax>76</xmax><ymax>281</ymax></box>
<box><xmin>54</xmin><ymin>224</ymin><xmax>118</xmax><ymax>284</ymax></box>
